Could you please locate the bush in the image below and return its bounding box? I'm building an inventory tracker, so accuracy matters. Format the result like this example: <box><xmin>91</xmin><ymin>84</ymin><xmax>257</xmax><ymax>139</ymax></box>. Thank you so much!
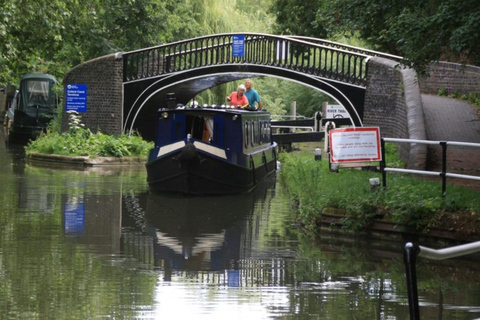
<box><xmin>26</xmin><ymin>111</ymin><xmax>152</xmax><ymax>157</ymax></box>
<box><xmin>438</xmin><ymin>88</ymin><xmax>448</xmax><ymax>96</ymax></box>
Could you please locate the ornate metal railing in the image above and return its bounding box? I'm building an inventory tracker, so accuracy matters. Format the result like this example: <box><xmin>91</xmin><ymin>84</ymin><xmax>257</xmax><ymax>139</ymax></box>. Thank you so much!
<box><xmin>287</xmin><ymin>36</ymin><xmax>403</xmax><ymax>62</ymax></box>
<box><xmin>123</xmin><ymin>33</ymin><xmax>370</xmax><ymax>86</ymax></box>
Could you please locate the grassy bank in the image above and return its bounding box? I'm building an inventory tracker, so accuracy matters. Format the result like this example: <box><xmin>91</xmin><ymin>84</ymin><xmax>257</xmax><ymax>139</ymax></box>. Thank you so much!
<box><xmin>26</xmin><ymin>111</ymin><xmax>152</xmax><ymax>158</ymax></box>
<box><xmin>280</xmin><ymin>151</ymin><xmax>480</xmax><ymax>239</ymax></box>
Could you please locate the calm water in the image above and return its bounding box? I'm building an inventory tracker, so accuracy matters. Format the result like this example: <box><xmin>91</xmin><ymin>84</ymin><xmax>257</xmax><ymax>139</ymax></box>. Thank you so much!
<box><xmin>1</xmin><ymin>136</ymin><xmax>480</xmax><ymax>319</ymax></box>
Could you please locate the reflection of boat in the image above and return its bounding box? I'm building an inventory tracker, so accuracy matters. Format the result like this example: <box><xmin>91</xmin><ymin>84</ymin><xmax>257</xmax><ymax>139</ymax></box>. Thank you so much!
<box><xmin>146</xmin><ymin>95</ymin><xmax>277</xmax><ymax>194</ymax></box>
<box><xmin>4</xmin><ymin>74</ymin><xmax>58</xmax><ymax>143</ymax></box>
<box><xmin>122</xmin><ymin>175</ymin><xmax>275</xmax><ymax>272</ymax></box>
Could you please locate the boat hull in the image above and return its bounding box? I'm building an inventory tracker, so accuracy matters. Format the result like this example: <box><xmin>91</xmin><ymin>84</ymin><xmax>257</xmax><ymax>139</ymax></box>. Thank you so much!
<box><xmin>146</xmin><ymin>145</ymin><xmax>277</xmax><ymax>195</ymax></box>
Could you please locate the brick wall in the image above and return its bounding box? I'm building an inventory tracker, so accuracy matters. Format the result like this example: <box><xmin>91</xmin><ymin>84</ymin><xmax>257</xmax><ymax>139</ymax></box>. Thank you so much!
<box><xmin>419</xmin><ymin>62</ymin><xmax>480</xmax><ymax>95</ymax></box>
<box><xmin>364</xmin><ymin>57</ymin><xmax>427</xmax><ymax>170</ymax></box>
<box><xmin>62</xmin><ymin>53</ymin><xmax>123</xmax><ymax>135</ymax></box>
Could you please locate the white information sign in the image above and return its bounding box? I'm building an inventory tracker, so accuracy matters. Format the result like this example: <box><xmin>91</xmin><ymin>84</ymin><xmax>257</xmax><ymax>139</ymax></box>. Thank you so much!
<box><xmin>329</xmin><ymin>127</ymin><xmax>381</xmax><ymax>163</ymax></box>
<box><xmin>326</xmin><ymin>104</ymin><xmax>350</xmax><ymax>119</ymax></box>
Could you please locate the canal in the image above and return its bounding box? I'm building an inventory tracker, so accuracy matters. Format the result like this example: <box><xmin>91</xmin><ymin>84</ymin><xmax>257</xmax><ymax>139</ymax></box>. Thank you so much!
<box><xmin>1</xmin><ymin>136</ymin><xmax>480</xmax><ymax>319</ymax></box>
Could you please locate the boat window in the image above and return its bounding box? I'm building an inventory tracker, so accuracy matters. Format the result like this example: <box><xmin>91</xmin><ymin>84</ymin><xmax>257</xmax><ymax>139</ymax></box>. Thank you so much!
<box><xmin>259</xmin><ymin>121</ymin><xmax>263</xmax><ymax>144</ymax></box>
<box><xmin>264</xmin><ymin>121</ymin><xmax>270</xmax><ymax>142</ymax></box>
<box><xmin>251</xmin><ymin>121</ymin><xmax>255</xmax><ymax>146</ymax></box>
<box><xmin>12</xmin><ymin>91</ymin><xmax>20</xmax><ymax>110</ymax></box>
<box><xmin>186</xmin><ymin>115</ymin><xmax>214</xmax><ymax>142</ymax></box>
<box><xmin>202</xmin><ymin>117</ymin><xmax>214</xmax><ymax>142</ymax></box>
<box><xmin>244</xmin><ymin>122</ymin><xmax>249</xmax><ymax>148</ymax></box>
<box><xmin>25</xmin><ymin>80</ymin><xmax>50</xmax><ymax>106</ymax></box>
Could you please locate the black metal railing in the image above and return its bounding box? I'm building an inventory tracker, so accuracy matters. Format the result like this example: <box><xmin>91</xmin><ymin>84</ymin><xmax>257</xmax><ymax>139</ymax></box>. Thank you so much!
<box><xmin>380</xmin><ymin>138</ymin><xmax>480</xmax><ymax>197</ymax></box>
<box><xmin>404</xmin><ymin>241</ymin><xmax>480</xmax><ymax>320</ymax></box>
<box><xmin>287</xmin><ymin>36</ymin><xmax>404</xmax><ymax>62</ymax></box>
<box><xmin>122</xmin><ymin>33</ymin><xmax>370</xmax><ymax>86</ymax></box>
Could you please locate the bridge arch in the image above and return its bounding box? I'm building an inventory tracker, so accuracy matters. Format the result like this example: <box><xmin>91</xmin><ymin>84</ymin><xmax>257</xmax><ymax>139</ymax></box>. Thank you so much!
<box><xmin>122</xmin><ymin>33</ymin><xmax>376</xmax><ymax>140</ymax></box>
<box><xmin>64</xmin><ymin>33</ymin><xmax>430</xmax><ymax>169</ymax></box>
<box><xmin>124</xmin><ymin>64</ymin><xmax>365</xmax><ymax>140</ymax></box>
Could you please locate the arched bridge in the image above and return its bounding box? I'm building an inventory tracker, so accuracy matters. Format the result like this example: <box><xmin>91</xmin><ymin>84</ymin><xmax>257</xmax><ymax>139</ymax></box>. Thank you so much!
<box><xmin>121</xmin><ymin>33</ymin><xmax>401</xmax><ymax>140</ymax></box>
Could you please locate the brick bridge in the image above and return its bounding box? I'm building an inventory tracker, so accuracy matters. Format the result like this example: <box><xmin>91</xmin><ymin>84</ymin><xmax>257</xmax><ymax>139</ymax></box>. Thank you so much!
<box><xmin>62</xmin><ymin>33</ymin><xmax>480</xmax><ymax>169</ymax></box>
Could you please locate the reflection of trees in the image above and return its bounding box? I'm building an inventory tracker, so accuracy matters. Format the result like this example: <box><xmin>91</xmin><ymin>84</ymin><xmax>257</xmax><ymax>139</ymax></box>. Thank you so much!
<box><xmin>0</xmin><ymin>164</ymin><xmax>156</xmax><ymax>319</ymax></box>
<box><xmin>288</xmin><ymin>233</ymin><xmax>480</xmax><ymax>319</ymax></box>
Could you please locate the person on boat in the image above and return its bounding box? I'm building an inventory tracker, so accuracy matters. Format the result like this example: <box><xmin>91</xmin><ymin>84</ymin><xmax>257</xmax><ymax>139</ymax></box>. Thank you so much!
<box><xmin>244</xmin><ymin>79</ymin><xmax>262</xmax><ymax>110</ymax></box>
<box><xmin>226</xmin><ymin>84</ymin><xmax>249</xmax><ymax>108</ymax></box>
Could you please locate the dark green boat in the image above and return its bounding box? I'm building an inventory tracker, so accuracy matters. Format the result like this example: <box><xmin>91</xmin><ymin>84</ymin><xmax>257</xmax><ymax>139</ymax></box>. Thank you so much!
<box><xmin>4</xmin><ymin>73</ymin><xmax>58</xmax><ymax>143</ymax></box>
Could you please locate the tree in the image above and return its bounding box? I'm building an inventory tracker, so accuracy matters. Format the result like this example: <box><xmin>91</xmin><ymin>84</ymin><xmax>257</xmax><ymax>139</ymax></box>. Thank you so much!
<box><xmin>270</xmin><ymin>0</ymin><xmax>327</xmax><ymax>38</ymax></box>
<box><xmin>270</xmin><ymin>0</ymin><xmax>480</xmax><ymax>73</ymax></box>
<box><xmin>0</xmin><ymin>0</ymin><xmax>200</xmax><ymax>87</ymax></box>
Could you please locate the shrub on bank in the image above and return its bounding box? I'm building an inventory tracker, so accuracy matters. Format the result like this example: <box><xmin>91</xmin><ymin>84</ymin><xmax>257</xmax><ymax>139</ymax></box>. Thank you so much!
<box><xmin>280</xmin><ymin>151</ymin><xmax>480</xmax><ymax>235</ymax></box>
<box><xmin>25</xmin><ymin>111</ymin><xmax>152</xmax><ymax>157</ymax></box>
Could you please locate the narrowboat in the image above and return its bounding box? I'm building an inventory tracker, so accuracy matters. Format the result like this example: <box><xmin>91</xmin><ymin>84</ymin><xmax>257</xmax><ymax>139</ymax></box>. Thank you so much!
<box><xmin>4</xmin><ymin>73</ymin><xmax>58</xmax><ymax>143</ymax></box>
<box><xmin>146</xmin><ymin>97</ymin><xmax>277</xmax><ymax>194</ymax></box>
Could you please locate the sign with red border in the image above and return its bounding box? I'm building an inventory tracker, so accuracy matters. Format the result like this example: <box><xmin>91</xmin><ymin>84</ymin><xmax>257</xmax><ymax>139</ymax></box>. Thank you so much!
<box><xmin>329</xmin><ymin>127</ymin><xmax>381</xmax><ymax>163</ymax></box>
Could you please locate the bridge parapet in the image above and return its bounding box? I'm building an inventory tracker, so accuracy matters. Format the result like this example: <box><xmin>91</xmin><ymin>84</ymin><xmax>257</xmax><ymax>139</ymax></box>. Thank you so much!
<box><xmin>288</xmin><ymin>36</ymin><xmax>403</xmax><ymax>62</ymax></box>
<box><xmin>123</xmin><ymin>33</ymin><xmax>370</xmax><ymax>86</ymax></box>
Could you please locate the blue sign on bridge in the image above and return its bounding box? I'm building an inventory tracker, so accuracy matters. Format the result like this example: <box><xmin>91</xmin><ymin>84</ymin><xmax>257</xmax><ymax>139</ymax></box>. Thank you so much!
<box><xmin>232</xmin><ymin>35</ymin><xmax>245</xmax><ymax>57</ymax></box>
<box><xmin>66</xmin><ymin>84</ymin><xmax>87</xmax><ymax>112</ymax></box>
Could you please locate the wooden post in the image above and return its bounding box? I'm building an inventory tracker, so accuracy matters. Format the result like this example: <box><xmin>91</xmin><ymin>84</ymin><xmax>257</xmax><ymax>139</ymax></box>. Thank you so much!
<box><xmin>290</xmin><ymin>101</ymin><xmax>296</xmax><ymax>133</ymax></box>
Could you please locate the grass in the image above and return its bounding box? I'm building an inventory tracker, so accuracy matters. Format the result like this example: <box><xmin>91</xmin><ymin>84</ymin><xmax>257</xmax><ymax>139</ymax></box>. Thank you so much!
<box><xmin>25</xmin><ymin>111</ymin><xmax>152</xmax><ymax>158</ymax></box>
<box><xmin>280</xmin><ymin>149</ymin><xmax>480</xmax><ymax>236</ymax></box>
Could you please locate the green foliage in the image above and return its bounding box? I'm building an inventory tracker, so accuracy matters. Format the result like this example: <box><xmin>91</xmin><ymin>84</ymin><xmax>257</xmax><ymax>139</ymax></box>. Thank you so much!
<box><xmin>0</xmin><ymin>0</ymin><xmax>276</xmax><ymax>87</ymax></box>
<box><xmin>438</xmin><ymin>88</ymin><xmax>448</xmax><ymax>96</ymax></box>
<box><xmin>280</xmin><ymin>152</ymin><xmax>480</xmax><ymax>233</ymax></box>
<box><xmin>270</xmin><ymin>0</ymin><xmax>327</xmax><ymax>37</ymax></box>
<box><xmin>384</xmin><ymin>142</ymin><xmax>406</xmax><ymax>168</ymax></box>
<box><xmin>270</xmin><ymin>0</ymin><xmax>480</xmax><ymax>74</ymax></box>
<box><xmin>26</xmin><ymin>112</ymin><xmax>152</xmax><ymax>157</ymax></box>
<box><xmin>468</xmin><ymin>93</ymin><xmax>478</xmax><ymax>104</ymax></box>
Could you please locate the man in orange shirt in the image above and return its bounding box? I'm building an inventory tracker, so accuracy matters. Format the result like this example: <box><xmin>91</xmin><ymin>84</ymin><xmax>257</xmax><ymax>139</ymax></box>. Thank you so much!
<box><xmin>226</xmin><ymin>84</ymin><xmax>249</xmax><ymax>107</ymax></box>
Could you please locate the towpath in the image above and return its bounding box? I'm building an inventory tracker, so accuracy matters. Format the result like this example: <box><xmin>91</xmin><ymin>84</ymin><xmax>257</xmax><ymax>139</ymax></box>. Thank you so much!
<box><xmin>422</xmin><ymin>94</ymin><xmax>480</xmax><ymax>191</ymax></box>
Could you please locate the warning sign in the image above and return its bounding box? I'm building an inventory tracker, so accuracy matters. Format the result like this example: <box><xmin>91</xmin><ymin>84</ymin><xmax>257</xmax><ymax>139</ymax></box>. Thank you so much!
<box><xmin>329</xmin><ymin>127</ymin><xmax>381</xmax><ymax>163</ymax></box>
<box><xmin>326</xmin><ymin>104</ymin><xmax>350</xmax><ymax>119</ymax></box>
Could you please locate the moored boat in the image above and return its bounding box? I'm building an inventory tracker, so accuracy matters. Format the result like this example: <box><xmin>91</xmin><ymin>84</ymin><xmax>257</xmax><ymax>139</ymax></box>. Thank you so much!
<box><xmin>4</xmin><ymin>73</ymin><xmax>58</xmax><ymax>143</ymax></box>
<box><xmin>146</xmin><ymin>97</ymin><xmax>277</xmax><ymax>194</ymax></box>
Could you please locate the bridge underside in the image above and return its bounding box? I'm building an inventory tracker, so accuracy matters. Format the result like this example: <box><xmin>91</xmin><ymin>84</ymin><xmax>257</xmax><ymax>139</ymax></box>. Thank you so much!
<box><xmin>124</xmin><ymin>65</ymin><xmax>365</xmax><ymax>141</ymax></box>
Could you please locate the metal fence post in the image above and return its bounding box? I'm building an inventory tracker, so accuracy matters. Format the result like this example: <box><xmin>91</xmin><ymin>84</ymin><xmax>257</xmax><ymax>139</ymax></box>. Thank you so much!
<box><xmin>380</xmin><ymin>138</ymin><xmax>387</xmax><ymax>188</ymax></box>
<box><xmin>404</xmin><ymin>242</ymin><xmax>420</xmax><ymax>320</ymax></box>
<box><xmin>440</xmin><ymin>141</ymin><xmax>447</xmax><ymax>198</ymax></box>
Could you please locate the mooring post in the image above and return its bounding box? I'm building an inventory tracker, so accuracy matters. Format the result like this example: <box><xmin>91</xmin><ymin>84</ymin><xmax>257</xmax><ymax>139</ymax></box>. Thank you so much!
<box><xmin>404</xmin><ymin>242</ymin><xmax>420</xmax><ymax>320</ymax></box>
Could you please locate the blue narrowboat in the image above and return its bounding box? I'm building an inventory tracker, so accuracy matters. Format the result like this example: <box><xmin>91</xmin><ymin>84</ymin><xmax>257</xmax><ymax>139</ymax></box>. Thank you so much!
<box><xmin>146</xmin><ymin>99</ymin><xmax>277</xmax><ymax>194</ymax></box>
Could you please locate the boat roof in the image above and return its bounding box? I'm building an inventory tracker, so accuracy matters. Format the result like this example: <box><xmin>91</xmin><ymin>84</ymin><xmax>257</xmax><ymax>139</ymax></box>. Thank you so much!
<box><xmin>21</xmin><ymin>73</ymin><xmax>58</xmax><ymax>83</ymax></box>
<box><xmin>158</xmin><ymin>106</ymin><xmax>270</xmax><ymax>116</ymax></box>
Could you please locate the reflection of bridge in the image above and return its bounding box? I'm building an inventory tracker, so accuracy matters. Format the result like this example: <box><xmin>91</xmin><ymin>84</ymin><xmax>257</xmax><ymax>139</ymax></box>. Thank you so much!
<box><xmin>66</xmin><ymin>32</ymin><xmax>479</xmax><ymax>168</ymax></box>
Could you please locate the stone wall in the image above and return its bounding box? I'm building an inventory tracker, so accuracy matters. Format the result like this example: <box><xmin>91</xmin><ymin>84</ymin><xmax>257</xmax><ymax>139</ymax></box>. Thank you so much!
<box><xmin>419</xmin><ymin>62</ymin><xmax>480</xmax><ymax>95</ymax></box>
<box><xmin>364</xmin><ymin>57</ymin><xmax>427</xmax><ymax>170</ymax></box>
<box><xmin>62</xmin><ymin>53</ymin><xmax>123</xmax><ymax>135</ymax></box>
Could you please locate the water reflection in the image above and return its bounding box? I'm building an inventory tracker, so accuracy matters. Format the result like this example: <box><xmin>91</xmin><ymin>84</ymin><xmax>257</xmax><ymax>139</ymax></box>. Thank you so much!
<box><xmin>1</xmin><ymin>134</ymin><xmax>480</xmax><ymax>319</ymax></box>
<box><xmin>122</xmin><ymin>178</ymin><xmax>276</xmax><ymax>280</ymax></box>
